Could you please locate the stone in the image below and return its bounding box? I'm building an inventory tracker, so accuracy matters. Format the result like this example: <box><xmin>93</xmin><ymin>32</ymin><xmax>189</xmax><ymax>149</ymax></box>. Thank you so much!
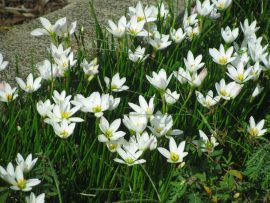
<box><xmin>0</xmin><ymin>0</ymin><xmax>184</xmax><ymax>82</ymax></box>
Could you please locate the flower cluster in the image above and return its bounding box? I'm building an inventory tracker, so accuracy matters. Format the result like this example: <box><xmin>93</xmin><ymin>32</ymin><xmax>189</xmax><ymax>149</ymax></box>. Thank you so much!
<box><xmin>0</xmin><ymin>153</ymin><xmax>41</xmax><ymax>192</ymax></box>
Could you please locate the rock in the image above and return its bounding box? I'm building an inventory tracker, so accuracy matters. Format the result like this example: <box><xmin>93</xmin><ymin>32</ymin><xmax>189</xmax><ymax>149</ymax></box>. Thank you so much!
<box><xmin>0</xmin><ymin>0</ymin><xmax>184</xmax><ymax>82</ymax></box>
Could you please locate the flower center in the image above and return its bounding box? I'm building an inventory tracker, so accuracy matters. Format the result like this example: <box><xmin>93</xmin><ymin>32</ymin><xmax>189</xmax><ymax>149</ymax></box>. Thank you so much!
<box><xmin>111</xmin><ymin>84</ymin><xmax>118</xmax><ymax>90</ymax></box>
<box><xmin>129</xmin><ymin>29</ymin><xmax>138</xmax><ymax>35</ymax></box>
<box><xmin>218</xmin><ymin>57</ymin><xmax>227</xmax><ymax>65</ymax></box>
<box><xmin>217</xmin><ymin>2</ymin><xmax>225</xmax><ymax>10</ymax></box>
<box><xmin>205</xmin><ymin>141</ymin><xmax>214</xmax><ymax>153</ymax></box>
<box><xmin>26</xmin><ymin>85</ymin><xmax>33</xmax><ymax>91</ymax></box>
<box><xmin>155</xmin><ymin>127</ymin><xmax>163</xmax><ymax>134</ymax></box>
<box><xmin>93</xmin><ymin>105</ymin><xmax>102</xmax><ymax>113</ymax></box>
<box><xmin>170</xmin><ymin>152</ymin><xmax>179</xmax><ymax>162</ymax></box>
<box><xmin>60</xmin><ymin>130</ymin><xmax>69</xmax><ymax>138</ymax></box>
<box><xmin>61</xmin><ymin>111</ymin><xmax>70</xmax><ymax>119</ymax></box>
<box><xmin>6</xmin><ymin>94</ymin><xmax>13</xmax><ymax>101</ymax></box>
<box><xmin>17</xmin><ymin>178</ymin><xmax>26</xmax><ymax>189</ymax></box>
<box><xmin>203</xmin><ymin>100</ymin><xmax>211</xmax><ymax>107</ymax></box>
<box><xmin>236</xmin><ymin>74</ymin><xmax>244</xmax><ymax>82</ymax></box>
<box><xmin>220</xmin><ymin>89</ymin><xmax>228</xmax><ymax>97</ymax></box>
<box><xmin>146</xmin><ymin>108</ymin><xmax>152</xmax><ymax>115</ymax></box>
<box><xmin>105</xmin><ymin>130</ymin><xmax>113</xmax><ymax>138</ymax></box>
<box><xmin>249</xmin><ymin>128</ymin><xmax>258</xmax><ymax>136</ymax></box>
<box><xmin>62</xmin><ymin>62</ymin><xmax>68</xmax><ymax>69</ymax></box>
<box><xmin>137</xmin><ymin>16</ymin><xmax>145</xmax><ymax>22</ymax></box>
<box><xmin>108</xmin><ymin>143</ymin><xmax>118</xmax><ymax>151</ymax></box>
<box><xmin>125</xmin><ymin>158</ymin><xmax>135</xmax><ymax>165</ymax></box>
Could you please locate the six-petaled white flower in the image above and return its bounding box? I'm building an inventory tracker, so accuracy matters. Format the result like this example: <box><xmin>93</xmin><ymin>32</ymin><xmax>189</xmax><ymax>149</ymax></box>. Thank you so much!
<box><xmin>158</xmin><ymin>137</ymin><xmax>188</xmax><ymax>163</ymax></box>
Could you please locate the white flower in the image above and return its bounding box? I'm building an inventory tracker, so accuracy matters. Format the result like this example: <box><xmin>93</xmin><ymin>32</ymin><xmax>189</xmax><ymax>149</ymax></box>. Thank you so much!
<box><xmin>251</xmin><ymin>84</ymin><xmax>264</xmax><ymax>98</ymax></box>
<box><xmin>149</xmin><ymin>112</ymin><xmax>177</xmax><ymax>137</ymax></box>
<box><xmin>187</xmin><ymin>68</ymin><xmax>208</xmax><ymax>87</ymax></box>
<box><xmin>16</xmin><ymin>153</ymin><xmax>38</xmax><ymax>173</ymax></box>
<box><xmin>209</xmin><ymin>8</ymin><xmax>221</xmax><ymax>19</ymax></box>
<box><xmin>231</xmin><ymin>51</ymin><xmax>250</xmax><ymax>67</ymax></box>
<box><xmin>165</xmin><ymin>89</ymin><xmax>179</xmax><ymax>105</ymax></box>
<box><xmin>128</xmin><ymin>46</ymin><xmax>148</xmax><ymax>63</ymax></box>
<box><xmin>3</xmin><ymin>166</ymin><xmax>40</xmax><ymax>192</ymax></box>
<box><xmin>109</xmin><ymin>95</ymin><xmax>121</xmax><ymax>110</ymax></box>
<box><xmin>54</xmin><ymin>50</ymin><xmax>77</xmax><ymax>75</ymax></box>
<box><xmin>114</xmin><ymin>142</ymin><xmax>146</xmax><ymax>166</ymax></box>
<box><xmin>16</xmin><ymin>73</ymin><xmax>42</xmax><ymax>93</ymax></box>
<box><xmin>45</xmin><ymin>100</ymin><xmax>83</xmax><ymax>124</ymax></box>
<box><xmin>158</xmin><ymin>137</ymin><xmax>188</xmax><ymax>163</ymax></box>
<box><xmin>52</xmin><ymin>90</ymin><xmax>71</xmax><ymax>104</ymax></box>
<box><xmin>37</xmin><ymin>60</ymin><xmax>60</xmax><ymax>81</ymax></box>
<box><xmin>209</xmin><ymin>44</ymin><xmax>235</xmax><ymax>65</ymax></box>
<box><xmin>130</xmin><ymin>132</ymin><xmax>157</xmax><ymax>151</ymax></box>
<box><xmin>215</xmin><ymin>79</ymin><xmax>243</xmax><ymax>100</ymax></box>
<box><xmin>128</xmin><ymin>1</ymin><xmax>156</xmax><ymax>23</ymax></box>
<box><xmin>146</xmin><ymin>69</ymin><xmax>172</xmax><ymax>91</ymax></box>
<box><xmin>221</xmin><ymin>26</ymin><xmax>239</xmax><ymax>44</ymax></box>
<box><xmin>26</xmin><ymin>192</ymin><xmax>45</xmax><ymax>203</ymax></box>
<box><xmin>0</xmin><ymin>82</ymin><xmax>18</xmax><ymax>102</ymax></box>
<box><xmin>52</xmin><ymin>120</ymin><xmax>76</xmax><ymax>139</ymax></box>
<box><xmin>0</xmin><ymin>53</ymin><xmax>8</xmax><ymax>71</ymax></box>
<box><xmin>247</xmin><ymin>116</ymin><xmax>266</xmax><ymax>137</ymax></box>
<box><xmin>193</xmin><ymin>130</ymin><xmax>219</xmax><ymax>153</ymax></box>
<box><xmin>0</xmin><ymin>162</ymin><xmax>15</xmax><ymax>180</ymax></box>
<box><xmin>248</xmin><ymin>37</ymin><xmax>268</xmax><ymax>63</ymax></box>
<box><xmin>81</xmin><ymin>58</ymin><xmax>99</xmax><ymax>78</ymax></box>
<box><xmin>104</xmin><ymin>73</ymin><xmax>129</xmax><ymax>92</ymax></box>
<box><xmin>98</xmin><ymin>117</ymin><xmax>126</xmax><ymax>142</ymax></box>
<box><xmin>107</xmin><ymin>16</ymin><xmax>127</xmax><ymax>38</ymax></box>
<box><xmin>184</xmin><ymin>50</ymin><xmax>205</xmax><ymax>72</ymax></box>
<box><xmin>106</xmin><ymin>138</ymin><xmax>126</xmax><ymax>153</ymax></box>
<box><xmin>226</xmin><ymin>63</ymin><xmax>252</xmax><ymax>83</ymax></box>
<box><xmin>126</xmin><ymin>15</ymin><xmax>147</xmax><ymax>37</ymax></box>
<box><xmin>196</xmin><ymin>90</ymin><xmax>220</xmax><ymax>108</ymax></box>
<box><xmin>128</xmin><ymin>95</ymin><xmax>155</xmax><ymax>118</ymax></box>
<box><xmin>149</xmin><ymin>31</ymin><xmax>172</xmax><ymax>50</ymax></box>
<box><xmin>212</xmin><ymin>0</ymin><xmax>232</xmax><ymax>10</ymax></box>
<box><xmin>31</xmin><ymin>17</ymin><xmax>66</xmax><ymax>36</ymax></box>
<box><xmin>56</xmin><ymin>19</ymin><xmax>77</xmax><ymax>38</ymax></box>
<box><xmin>262</xmin><ymin>54</ymin><xmax>270</xmax><ymax>69</ymax></box>
<box><xmin>50</xmin><ymin>43</ymin><xmax>71</xmax><ymax>58</ymax></box>
<box><xmin>123</xmin><ymin>113</ymin><xmax>148</xmax><ymax>134</ymax></box>
<box><xmin>240</xmin><ymin>19</ymin><xmax>259</xmax><ymax>39</ymax></box>
<box><xmin>249</xmin><ymin>62</ymin><xmax>263</xmax><ymax>81</ymax></box>
<box><xmin>79</xmin><ymin>92</ymin><xmax>110</xmax><ymax>117</ymax></box>
<box><xmin>170</xmin><ymin>28</ymin><xmax>186</xmax><ymax>44</ymax></box>
<box><xmin>185</xmin><ymin>25</ymin><xmax>200</xmax><ymax>41</ymax></box>
<box><xmin>183</xmin><ymin>10</ymin><xmax>198</xmax><ymax>28</ymax></box>
<box><xmin>151</xmin><ymin>2</ymin><xmax>169</xmax><ymax>19</ymax></box>
<box><xmin>196</xmin><ymin>0</ymin><xmax>214</xmax><ymax>17</ymax></box>
<box><xmin>174</xmin><ymin>67</ymin><xmax>188</xmax><ymax>84</ymax></box>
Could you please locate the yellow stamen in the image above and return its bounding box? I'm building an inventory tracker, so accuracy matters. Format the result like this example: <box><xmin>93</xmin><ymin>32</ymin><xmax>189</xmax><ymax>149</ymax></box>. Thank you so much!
<box><xmin>93</xmin><ymin>105</ymin><xmax>102</xmax><ymax>113</ymax></box>
<box><xmin>60</xmin><ymin>130</ymin><xmax>69</xmax><ymax>138</ymax></box>
<box><xmin>111</xmin><ymin>84</ymin><xmax>118</xmax><ymax>90</ymax></box>
<box><xmin>249</xmin><ymin>128</ymin><xmax>258</xmax><ymax>136</ymax></box>
<box><xmin>220</xmin><ymin>89</ymin><xmax>228</xmax><ymax>97</ymax></box>
<box><xmin>125</xmin><ymin>158</ymin><xmax>135</xmax><ymax>165</ymax></box>
<box><xmin>218</xmin><ymin>57</ymin><xmax>227</xmax><ymax>65</ymax></box>
<box><xmin>61</xmin><ymin>112</ymin><xmax>70</xmax><ymax>119</ymax></box>
<box><xmin>105</xmin><ymin>130</ymin><xmax>113</xmax><ymax>138</ymax></box>
<box><xmin>137</xmin><ymin>16</ymin><xmax>145</xmax><ymax>22</ymax></box>
<box><xmin>108</xmin><ymin>143</ymin><xmax>118</xmax><ymax>151</ymax></box>
<box><xmin>170</xmin><ymin>152</ymin><xmax>179</xmax><ymax>162</ymax></box>
<box><xmin>6</xmin><ymin>94</ymin><xmax>13</xmax><ymax>101</ymax></box>
<box><xmin>17</xmin><ymin>179</ymin><xmax>26</xmax><ymax>189</ymax></box>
